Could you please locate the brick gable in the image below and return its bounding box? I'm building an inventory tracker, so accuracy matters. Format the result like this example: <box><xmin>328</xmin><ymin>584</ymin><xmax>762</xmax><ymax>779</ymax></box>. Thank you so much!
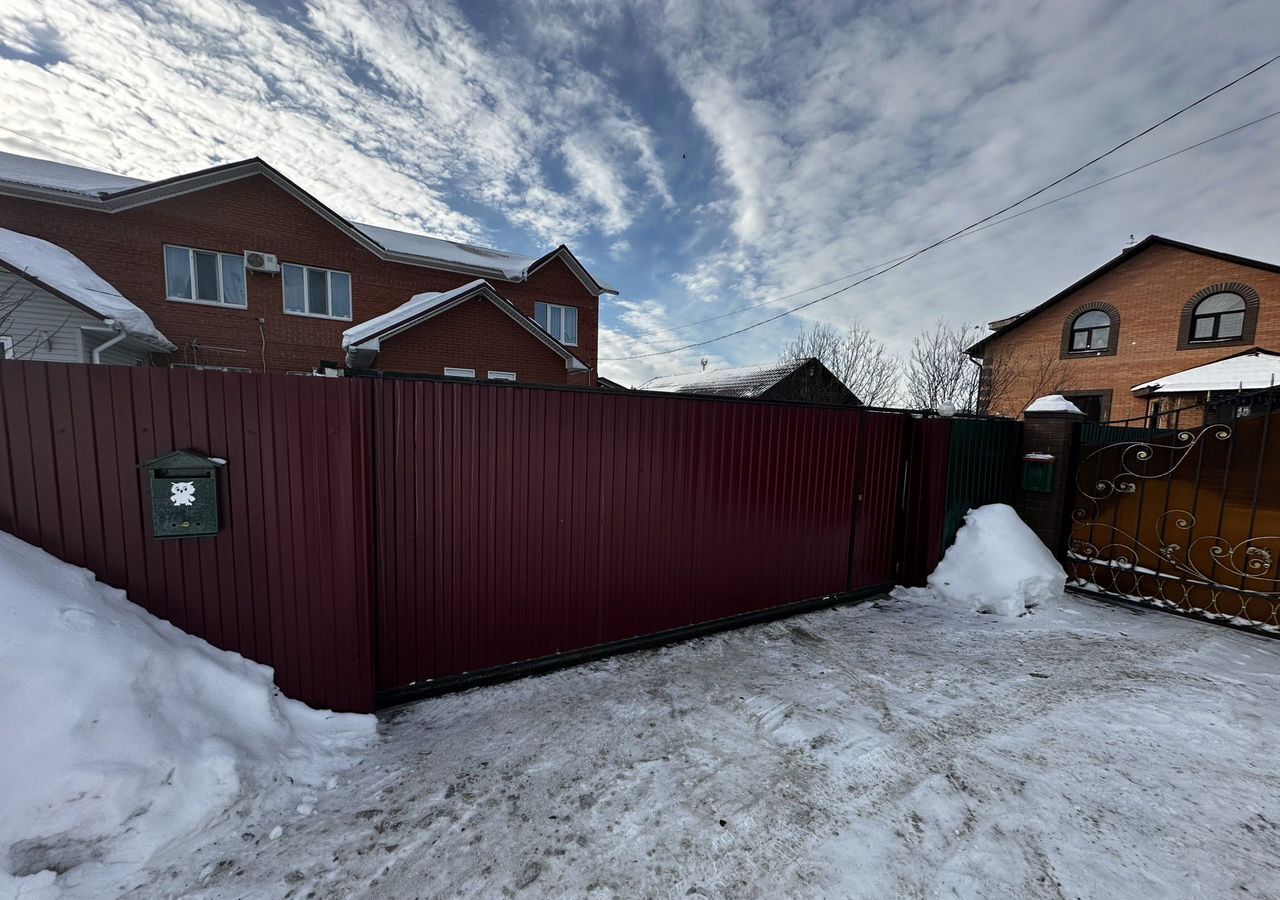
<box><xmin>371</xmin><ymin>293</ymin><xmax>577</xmax><ymax>383</ymax></box>
<box><xmin>978</xmin><ymin>242</ymin><xmax>1280</xmax><ymax>420</ymax></box>
<box><xmin>0</xmin><ymin>174</ymin><xmax>599</xmax><ymax>381</ymax></box>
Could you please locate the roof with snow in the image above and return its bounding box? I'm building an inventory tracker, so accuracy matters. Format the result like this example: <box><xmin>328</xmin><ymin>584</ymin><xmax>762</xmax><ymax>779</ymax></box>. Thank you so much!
<box><xmin>342</xmin><ymin>279</ymin><xmax>588</xmax><ymax>372</ymax></box>
<box><xmin>1131</xmin><ymin>348</ymin><xmax>1280</xmax><ymax>395</ymax></box>
<box><xmin>967</xmin><ymin>235</ymin><xmax>1280</xmax><ymax>356</ymax></box>
<box><xmin>0</xmin><ymin>152</ymin><xmax>616</xmax><ymax>295</ymax></box>
<box><xmin>0</xmin><ymin>227</ymin><xmax>174</xmax><ymax>350</ymax></box>
<box><xmin>643</xmin><ymin>360</ymin><xmax>812</xmax><ymax>398</ymax></box>
<box><xmin>353</xmin><ymin>222</ymin><xmax>537</xmax><ymax>281</ymax></box>
<box><xmin>0</xmin><ymin>151</ymin><xmax>147</xmax><ymax>197</ymax></box>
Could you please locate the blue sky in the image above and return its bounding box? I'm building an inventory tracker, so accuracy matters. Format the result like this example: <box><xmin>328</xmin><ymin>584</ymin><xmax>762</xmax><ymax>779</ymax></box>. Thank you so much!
<box><xmin>1</xmin><ymin>0</ymin><xmax>1279</xmax><ymax>385</ymax></box>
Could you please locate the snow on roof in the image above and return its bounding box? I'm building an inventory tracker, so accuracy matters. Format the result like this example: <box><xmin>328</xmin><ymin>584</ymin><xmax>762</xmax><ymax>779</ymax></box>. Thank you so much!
<box><xmin>353</xmin><ymin>222</ymin><xmax>538</xmax><ymax>280</ymax></box>
<box><xmin>643</xmin><ymin>360</ymin><xmax>803</xmax><ymax>398</ymax></box>
<box><xmin>0</xmin><ymin>227</ymin><xmax>174</xmax><ymax>349</ymax></box>
<box><xmin>0</xmin><ymin>151</ymin><xmax>615</xmax><ymax>294</ymax></box>
<box><xmin>343</xmin><ymin>279</ymin><xmax>488</xmax><ymax>349</ymax></box>
<box><xmin>342</xmin><ymin>279</ymin><xmax>589</xmax><ymax>371</ymax></box>
<box><xmin>0</xmin><ymin>151</ymin><xmax>148</xmax><ymax>196</ymax></box>
<box><xmin>1132</xmin><ymin>349</ymin><xmax>1280</xmax><ymax>395</ymax></box>
<box><xmin>1025</xmin><ymin>395</ymin><xmax>1084</xmax><ymax>414</ymax></box>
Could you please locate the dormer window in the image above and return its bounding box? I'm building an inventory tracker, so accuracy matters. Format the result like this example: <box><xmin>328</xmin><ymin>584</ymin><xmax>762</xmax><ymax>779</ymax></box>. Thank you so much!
<box><xmin>1059</xmin><ymin>303</ymin><xmax>1120</xmax><ymax>359</ymax></box>
<box><xmin>1178</xmin><ymin>283</ymin><xmax>1259</xmax><ymax>350</ymax></box>
<box><xmin>534</xmin><ymin>302</ymin><xmax>578</xmax><ymax>346</ymax></box>
<box><xmin>1189</xmin><ymin>292</ymin><xmax>1245</xmax><ymax>342</ymax></box>
<box><xmin>1069</xmin><ymin>310</ymin><xmax>1111</xmax><ymax>352</ymax></box>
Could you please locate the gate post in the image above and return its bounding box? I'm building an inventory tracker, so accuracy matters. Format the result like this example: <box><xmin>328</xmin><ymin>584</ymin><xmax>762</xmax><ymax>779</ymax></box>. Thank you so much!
<box><xmin>1016</xmin><ymin>400</ymin><xmax>1085</xmax><ymax>554</ymax></box>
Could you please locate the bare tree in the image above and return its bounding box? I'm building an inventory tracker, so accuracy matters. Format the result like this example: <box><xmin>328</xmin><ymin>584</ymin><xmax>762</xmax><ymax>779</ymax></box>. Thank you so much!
<box><xmin>904</xmin><ymin>318</ymin><xmax>981</xmax><ymax>411</ymax></box>
<box><xmin>0</xmin><ymin>277</ymin><xmax>69</xmax><ymax>360</ymax></box>
<box><xmin>778</xmin><ymin>320</ymin><xmax>901</xmax><ymax>406</ymax></box>
<box><xmin>978</xmin><ymin>345</ymin><xmax>1072</xmax><ymax>416</ymax></box>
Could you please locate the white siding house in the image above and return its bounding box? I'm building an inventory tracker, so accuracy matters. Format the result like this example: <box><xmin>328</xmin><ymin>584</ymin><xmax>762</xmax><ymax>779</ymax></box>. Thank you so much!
<box><xmin>0</xmin><ymin>227</ymin><xmax>173</xmax><ymax>364</ymax></box>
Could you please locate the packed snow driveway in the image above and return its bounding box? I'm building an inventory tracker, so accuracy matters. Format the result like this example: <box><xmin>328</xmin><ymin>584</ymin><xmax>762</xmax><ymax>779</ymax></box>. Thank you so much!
<box><xmin>132</xmin><ymin>590</ymin><xmax>1280</xmax><ymax>899</ymax></box>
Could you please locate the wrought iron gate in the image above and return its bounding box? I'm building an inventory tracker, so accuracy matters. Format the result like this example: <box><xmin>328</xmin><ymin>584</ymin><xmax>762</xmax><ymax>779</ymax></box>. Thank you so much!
<box><xmin>1066</xmin><ymin>389</ymin><xmax>1280</xmax><ymax>633</ymax></box>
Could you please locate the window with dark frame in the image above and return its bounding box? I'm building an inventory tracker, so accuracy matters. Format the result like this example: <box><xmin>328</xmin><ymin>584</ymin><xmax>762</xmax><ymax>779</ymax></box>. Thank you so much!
<box><xmin>1147</xmin><ymin>399</ymin><xmax>1163</xmax><ymax>430</ymax></box>
<box><xmin>1068</xmin><ymin>309</ymin><xmax>1111</xmax><ymax>352</ymax></box>
<box><xmin>1063</xmin><ymin>393</ymin><xmax>1105</xmax><ymax>422</ymax></box>
<box><xmin>1189</xmin><ymin>292</ymin><xmax>1246</xmax><ymax>342</ymax></box>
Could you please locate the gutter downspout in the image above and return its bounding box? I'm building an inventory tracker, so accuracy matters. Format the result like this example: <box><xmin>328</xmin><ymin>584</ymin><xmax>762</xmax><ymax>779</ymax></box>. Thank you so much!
<box><xmin>92</xmin><ymin>319</ymin><xmax>128</xmax><ymax>364</ymax></box>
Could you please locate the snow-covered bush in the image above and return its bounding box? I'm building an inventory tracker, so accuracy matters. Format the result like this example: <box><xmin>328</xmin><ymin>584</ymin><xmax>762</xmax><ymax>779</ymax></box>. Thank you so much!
<box><xmin>0</xmin><ymin>532</ymin><xmax>375</xmax><ymax>896</ymax></box>
<box><xmin>927</xmin><ymin>504</ymin><xmax>1065</xmax><ymax>616</ymax></box>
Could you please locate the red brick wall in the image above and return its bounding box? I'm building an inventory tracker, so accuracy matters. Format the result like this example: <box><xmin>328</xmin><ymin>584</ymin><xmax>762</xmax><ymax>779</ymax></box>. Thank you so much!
<box><xmin>374</xmin><ymin>295</ymin><xmax>577</xmax><ymax>383</ymax></box>
<box><xmin>980</xmin><ymin>243</ymin><xmax>1280</xmax><ymax>421</ymax></box>
<box><xmin>0</xmin><ymin>175</ymin><xmax>599</xmax><ymax>383</ymax></box>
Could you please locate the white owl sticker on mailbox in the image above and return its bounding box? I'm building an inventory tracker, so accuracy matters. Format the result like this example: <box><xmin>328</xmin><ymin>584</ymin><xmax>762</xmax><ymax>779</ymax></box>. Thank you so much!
<box><xmin>170</xmin><ymin>481</ymin><xmax>197</xmax><ymax>506</ymax></box>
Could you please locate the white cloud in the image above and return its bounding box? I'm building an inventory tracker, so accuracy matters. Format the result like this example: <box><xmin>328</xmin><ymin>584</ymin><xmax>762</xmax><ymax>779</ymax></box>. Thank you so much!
<box><xmin>3</xmin><ymin>0</ymin><xmax>1279</xmax><ymax>375</ymax></box>
<box><xmin>622</xmin><ymin>0</ymin><xmax>1280</xmax><ymax>361</ymax></box>
<box><xmin>597</xmin><ymin>297</ymin><xmax>732</xmax><ymax>387</ymax></box>
<box><xmin>0</xmin><ymin>0</ymin><xmax>670</xmax><ymax>248</ymax></box>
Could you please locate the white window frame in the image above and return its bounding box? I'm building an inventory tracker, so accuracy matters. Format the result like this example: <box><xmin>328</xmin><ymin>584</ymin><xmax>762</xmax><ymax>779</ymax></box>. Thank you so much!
<box><xmin>533</xmin><ymin>301</ymin><xmax>579</xmax><ymax>346</ymax></box>
<box><xmin>164</xmin><ymin>244</ymin><xmax>247</xmax><ymax>308</ymax></box>
<box><xmin>281</xmin><ymin>263</ymin><xmax>353</xmax><ymax>321</ymax></box>
<box><xmin>444</xmin><ymin>367</ymin><xmax>476</xmax><ymax>378</ymax></box>
<box><xmin>487</xmin><ymin>371</ymin><xmax>516</xmax><ymax>381</ymax></box>
<box><xmin>0</xmin><ymin>336</ymin><xmax>11</xmax><ymax>359</ymax></box>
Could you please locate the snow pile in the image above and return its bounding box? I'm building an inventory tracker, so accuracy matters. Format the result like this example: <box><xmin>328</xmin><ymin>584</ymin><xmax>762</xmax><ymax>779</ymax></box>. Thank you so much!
<box><xmin>1024</xmin><ymin>394</ymin><xmax>1083</xmax><ymax>414</ymax></box>
<box><xmin>927</xmin><ymin>504</ymin><xmax>1065</xmax><ymax>616</ymax></box>
<box><xmin>0</xmin><ymin>533</ymin><xmax>375</xmax><ymax>897</ymax></box>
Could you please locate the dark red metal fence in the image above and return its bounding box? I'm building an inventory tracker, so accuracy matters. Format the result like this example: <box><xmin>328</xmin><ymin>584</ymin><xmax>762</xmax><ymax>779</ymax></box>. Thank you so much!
<box><xmin>0</xmin><ymin>361</ymin><xmax>980</xmax><ymax>712</ymax></box>
<box><xmin>0</xmin><ymin>361</ymin><xmax>375</xmax><ymax>712</ymax></box>
<box><xmin>370</xmin><ymin>381</ymin><xmax>911</xmax><ymax>698</ymax></box>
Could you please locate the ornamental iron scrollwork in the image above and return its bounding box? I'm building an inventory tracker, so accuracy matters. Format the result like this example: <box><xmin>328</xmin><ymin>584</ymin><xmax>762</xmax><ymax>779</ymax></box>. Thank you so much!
<box><xmin>1068</xmin><ymin>420</ymin><xmax>1280</xmax><ymax>633</ymax></box>
<box><xmin>1075</xmin><ymin>425</ymin><xmax>1231</xmax><ymax>502</ymax></box>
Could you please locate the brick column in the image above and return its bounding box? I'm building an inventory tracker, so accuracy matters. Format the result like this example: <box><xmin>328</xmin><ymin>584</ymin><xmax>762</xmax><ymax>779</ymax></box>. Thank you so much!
<box><xmin>1016</xmin><ymin>407</ymin><xmax>1085</xmax><ymax>554</ymax></box>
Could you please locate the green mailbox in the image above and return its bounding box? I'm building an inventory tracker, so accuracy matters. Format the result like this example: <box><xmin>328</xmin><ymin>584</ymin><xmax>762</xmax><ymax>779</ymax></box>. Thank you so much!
<box><xmin>139</xmin><ymin>450</ymin><xmax>224</xmax><ymax>539</ymax></box>
<box><xmin>1021</xmin><ymin>452</ymin><xmax>1055</xmax><ymax>493</ymax></box>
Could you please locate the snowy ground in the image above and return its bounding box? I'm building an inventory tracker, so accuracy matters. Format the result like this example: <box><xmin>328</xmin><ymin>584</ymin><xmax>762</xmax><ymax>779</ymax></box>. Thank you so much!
<box><xmin>122</xmin><ymin>589</ymin><xmax>1280</xmax><ymax>900</ymax></box>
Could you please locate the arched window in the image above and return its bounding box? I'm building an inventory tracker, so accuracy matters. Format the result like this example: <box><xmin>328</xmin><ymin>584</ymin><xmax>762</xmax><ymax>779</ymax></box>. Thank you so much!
<box><xmin>1069</xmin><ymin>309</ymin><xmax>1111</xmax><ymax>352</ymax></box>
<box><xmin>1189</xmin><ymin>292</ymin><xmax>1246</xmax><ymax>342</ymax></box>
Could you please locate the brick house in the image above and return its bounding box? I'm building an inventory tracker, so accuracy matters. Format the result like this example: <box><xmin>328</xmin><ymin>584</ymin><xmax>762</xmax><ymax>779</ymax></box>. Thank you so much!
<box><xmin>967</xmin><ymin>235</ymin><xmax>1280</xmax><ymax>424</ymax></box>
<box><xmin>0</xmin><ymin>151</ymin><xmax>616</xmax><ymax>385</ymax></box>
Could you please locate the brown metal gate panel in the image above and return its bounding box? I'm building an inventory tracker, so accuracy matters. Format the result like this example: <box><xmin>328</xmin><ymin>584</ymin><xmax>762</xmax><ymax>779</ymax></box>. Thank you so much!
<box><xmin>1067</xmin><ymin>404</ymin><xmax>1280</xmax><ymax>632</ymax></box>
<box><xmin>372</xmin><ymin>380</ymin><xmax>904</xmax><ymax>694</ymax></box>
<box><xmin>0</xmin><ymin>361</ymin><xmax>376</xmax><ymax>712</ymax></box>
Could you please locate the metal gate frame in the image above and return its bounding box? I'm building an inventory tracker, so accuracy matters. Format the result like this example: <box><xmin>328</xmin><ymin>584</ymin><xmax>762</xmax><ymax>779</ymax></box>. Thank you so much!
<box><xmin>1064</xmin><ymin>386</ymin><xmax>1280</xmax><ymax>635</ymax></box>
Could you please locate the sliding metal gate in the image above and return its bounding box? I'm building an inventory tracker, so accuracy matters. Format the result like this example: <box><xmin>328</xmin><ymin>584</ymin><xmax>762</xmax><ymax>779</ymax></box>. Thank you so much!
<box><xmin>1066</xmin><ymin>390</ymin><xmax>1280</xmax><ymax>632</ymax></box>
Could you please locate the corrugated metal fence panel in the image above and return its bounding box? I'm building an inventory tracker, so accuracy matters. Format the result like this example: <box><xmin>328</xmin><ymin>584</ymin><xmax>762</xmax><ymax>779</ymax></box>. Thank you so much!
<box><xmin>0</xmin><ymin>360</ymin><xmax>376</xmax><ymax>713</ymax></box>
<box><xmin>372</xmin><ymin>380</ymin><xmax>893</xmax><ymax>693</ymax></box>
<box><xmin>848</xmin><ymin>410</ymin><xmax>911</xmax><ymax>591</ymax></box>
<box><xmin>898</xmin><ymin>417</ymin><xmax>952</xmax><ymax>587</ymax></box>
<box><xmin>941</xmin><ymin>417</ymin><xmax>1023</xmax><ymax>550</ymax></box>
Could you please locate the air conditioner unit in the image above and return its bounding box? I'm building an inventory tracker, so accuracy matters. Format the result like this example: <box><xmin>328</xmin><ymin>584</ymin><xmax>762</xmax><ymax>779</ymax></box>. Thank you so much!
<box><xmin>244</xmin><ymin>250</ymin><xmax>280</xmax><ymax>273</ymax></box>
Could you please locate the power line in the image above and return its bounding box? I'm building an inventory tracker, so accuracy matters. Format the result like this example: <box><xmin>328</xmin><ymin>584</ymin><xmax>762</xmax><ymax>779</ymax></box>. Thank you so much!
<box><xmin>601</xmin><ymin>52</ymin><xmax>1280</xmax><ymax>362</ymax></box>
<box><xmin>47</xmin><ymin>105</ymin><xmax>1280</xmax><ymax>314</ymax></box>
<box><xmin>0</xmin><ymin>125</ymin><xmax>134</xmax><ymax>178</ymax></box>
<box><xmin>611</xmin><ymin>106</ymin><xmax>1279</xmax><ymax>347</ymax></box>
<box><xmin>618</xmin><ymin>254</ymin><xmax>913</xmax><ymax>339</ymax></box>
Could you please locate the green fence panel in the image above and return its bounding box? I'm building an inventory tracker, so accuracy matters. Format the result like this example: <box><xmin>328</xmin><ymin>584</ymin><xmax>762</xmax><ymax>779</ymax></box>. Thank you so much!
<box><xmin>941</xmin><ymin>418</ymin><xmax>1023</xmax><ymax>551</ymax></box>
